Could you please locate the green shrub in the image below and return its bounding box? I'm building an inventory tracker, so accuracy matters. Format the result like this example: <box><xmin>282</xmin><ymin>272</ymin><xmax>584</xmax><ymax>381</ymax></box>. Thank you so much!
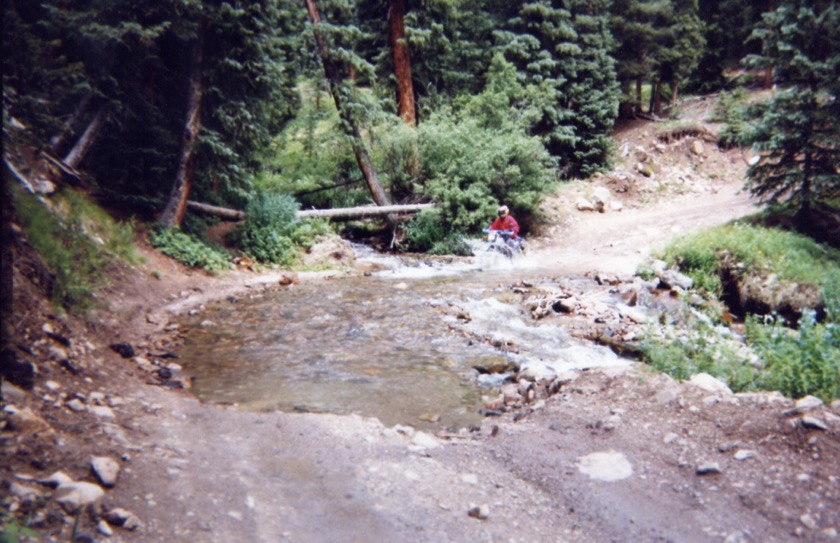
<box><xmin>148</xmin><ymin>227</ymin><xmax>231</xmax><ymax>271</ymax></box>
<box><xmin>240</xmin><ymin>191</ymin><xmax>307</xmax><ymax>266</ymax></box>
<box><xmin>403</xmin><ymin>209</ymin><xmax>472</xmax><ymax>256</ymax></box>
<box><xmin>747</xmin><ymin>308</ymin><xmax>840</xmax><ymax>402</ymax></box>
<box><xmin>642</xmin><ymin>322</ymin><xmax>758</xmax><ymax>392</ymax></box>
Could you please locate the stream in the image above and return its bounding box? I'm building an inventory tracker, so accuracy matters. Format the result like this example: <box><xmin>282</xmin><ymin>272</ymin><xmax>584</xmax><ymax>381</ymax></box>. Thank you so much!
<box><xmin>176</xmin><ymin>247</ymin><xmax>631</xmax><ymax>430</ymax></box>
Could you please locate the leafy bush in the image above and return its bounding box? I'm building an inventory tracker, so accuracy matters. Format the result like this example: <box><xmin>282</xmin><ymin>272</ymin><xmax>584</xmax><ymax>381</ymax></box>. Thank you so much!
<box><xmin>747</xmin><ymin>308</ymin><xmax>840</xmax><ymax>402</ymax></box>
<box><xmin>403</xmin><ymin>209</ymin><xmax>473</xmax><ymax>256</ymax></box>
<box><xmin>642</xmin><ymin>322</ymin><xmax>758</xmax><ymax>392</ymax></box>
<box><xmin>240</xmin><ymin>191</ymin><xmax>327</xmax><ymax>266</ymax></box>
<box><xmin>148</xmin><ymin>227</ymin><xmax>231</xmax><ymax>271</ymax></box>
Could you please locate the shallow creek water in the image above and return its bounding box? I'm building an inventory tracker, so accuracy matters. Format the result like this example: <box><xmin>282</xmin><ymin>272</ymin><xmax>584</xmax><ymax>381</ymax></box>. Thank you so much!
<box><xmin>177</xmin><ymin>249</ymin><xmax>631</xmax><ymax>430</ymax></box>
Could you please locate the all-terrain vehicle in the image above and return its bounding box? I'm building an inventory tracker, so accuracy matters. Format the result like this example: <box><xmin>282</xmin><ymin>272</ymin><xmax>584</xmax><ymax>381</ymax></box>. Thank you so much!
<box><xmin>483</xmin><ymin>228</ymin><xmax>523</xmax><ymax>259</ymax></box>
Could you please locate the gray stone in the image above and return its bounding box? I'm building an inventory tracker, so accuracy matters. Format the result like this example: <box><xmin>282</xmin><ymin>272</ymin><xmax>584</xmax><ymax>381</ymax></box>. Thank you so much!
<box><xmin>734</xmin><ymin>450</ymin><xmax>756</xmax><ymax>461</ymax></box>
<box><xmin>41</xmin><ymin>471</ymin><xmax>73</xmax><ymax>488</ymax></box>
<box><xmin>794</xmin><ymin>395</ymin><xmax>823</xmax><ymax>413</ymax></box>
<box><xmin>691</xmin><ymin>140</ymin><xmax>706</xmax><ymax>156</ymax></box>
<box><xmin>9</xmin><ymin>482</ymin><xmax>44</xmax><ymax>503</ymax></box>
<box><xmin>801</xmin><ymin>416</ymin><xmax>828</xmax><ymax>431</ymax></box>
<box><xmin>90</xmin><ymin>405</ymin><xmax>116</xmax><ymax>419</ymax></box>
<box><xmin>800</xmin><ymin>513</ymin><xmax>817</xmax><ymax>530</ymax></box>
<box><xmin>688</xmin><ymin>373</ymin><xmax>732</xmax><ymax>395</ymax></box>
<box><xmin>696</xmin><ymin>462</ymin><xmax>722</xmax><ymax>475</ymax></box>
<box><xmin>3</xmin><ymin>405</ymin><xmax>55</xmax><ymax>434</ymax></box>
<box><xmin>410</xmin><ymin>431</ymin><xmax>441</xmax><ymax>450</ymax></box>
<box><xmin>663</xmin><ymin>433</ymin><xmax>679</xmax><ymax>444</ymax></box>
<box><xmin>55</xmin><ymin>481</ymin><xmax>105</xmax><ymax>512</ymax></box>
<box><xmin>97</xmin><ymin>520</ymin><xmax>114</xmax><ymax>537</ymax></box>
<box><xmin>66</xmin><ymin>398</ymin><xmax>87</xmax><ymax>412</ymax></box>
<box><xmin>658</xmin><ymin>269</ymin><xmax>694</xmax><ymax>290</ymax></box>
<box><xmin>576</xmin><ymin>198</ymin><xmax>597</xmax><ymax>212</ymax></box>
<box><xmin>104</xmin><ymin>508</ymin><xmax>143</xmax><ymax>531</ymax></box>
<box><xmin>91</xmin><ymin>456</ymin><xmax>120</xmax><ymax>487</ymax></box>
<box><xmin>468</xmin><ymin>504</ymin><xmax>490</xmax><ymax>520</ymax></box>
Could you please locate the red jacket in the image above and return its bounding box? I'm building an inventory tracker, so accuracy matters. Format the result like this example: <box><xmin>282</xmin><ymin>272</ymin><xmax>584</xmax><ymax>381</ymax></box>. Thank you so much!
<box><xmin>489</xmin><ymin>215</ymin><xmax>520</xmax><ymax>237</ymax></box>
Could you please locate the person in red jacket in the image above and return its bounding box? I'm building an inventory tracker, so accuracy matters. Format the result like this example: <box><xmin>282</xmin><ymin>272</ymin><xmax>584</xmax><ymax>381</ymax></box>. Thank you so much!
<box><xmin>488</xmin><ymin>205</ymin><xmax>520</xmax><ymax>239</ymax></box>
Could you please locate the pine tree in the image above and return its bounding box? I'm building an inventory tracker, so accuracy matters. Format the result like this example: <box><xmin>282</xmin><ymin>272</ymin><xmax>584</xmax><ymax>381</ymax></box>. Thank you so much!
<box><xmin>497</xmin><ymin>0</ymin><xmax>619</xmax><ymax>176</ymax></box>
<box><xmin>743</xmin><ymin>0</ymin><xmax>840</xmax><ymax>217</ymax></box>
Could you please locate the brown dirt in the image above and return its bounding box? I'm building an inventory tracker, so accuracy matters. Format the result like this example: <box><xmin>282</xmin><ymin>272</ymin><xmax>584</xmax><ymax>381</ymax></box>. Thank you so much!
<box><xmin>3</xmin><ymin>102</ymin><xmax>839</xmax><ymax>543</ymax></box>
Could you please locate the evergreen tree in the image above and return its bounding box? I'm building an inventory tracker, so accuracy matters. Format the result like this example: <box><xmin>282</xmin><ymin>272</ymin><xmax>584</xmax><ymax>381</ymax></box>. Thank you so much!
<box><xmin>496</xmin><ymin>0</ymin><xmax>619</xmax><ymax>176</ymax></box>
<box><xmin>743</xmin><ymin>0</ymin><xmax>840</xmax><ymax>217</ymax></box>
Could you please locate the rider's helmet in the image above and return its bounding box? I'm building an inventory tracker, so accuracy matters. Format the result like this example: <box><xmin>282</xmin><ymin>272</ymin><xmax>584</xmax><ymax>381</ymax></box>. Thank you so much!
<box><xmin>497</xmin><ymin>205</ymin><xmax>509</xmax><ymax>217</ymax></box>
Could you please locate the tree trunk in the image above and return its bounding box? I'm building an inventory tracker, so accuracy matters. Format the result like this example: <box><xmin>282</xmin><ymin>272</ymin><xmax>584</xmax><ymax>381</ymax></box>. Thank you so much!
<box><xmin>389</xmin><ymin>0</ymin><xmax>415</xmax><ymax>126</ymax></box>
<box><xmin>187</xmin><ymin>200</ymin><xmax>246</xmax><ymax>221</ymax></box>
<box><xmin>635</xmin><ymin>78</ymin><xmax>643</xmax><ymax>116</ymax></box>
<box><xmin>670</xmin><ymin>80</ymin><xmax>680</xmax><ymax>110</ymax></box>
<box><xmin>159</xmin><ymin>33</ymin><xmax>204</xmax><ymax>228</ymax></box>
<box><xmin>63</xmin><ymin>104</ymin><xmax>109</xmax><ymax>169</ymax></box>
<box><xmin>649</xmin><ymin>80</ymin><xmax>661</xmax><ymax>115</ymax></box>
<box><xmin>305</xmin><ymin>0</ymin><xmax>395</xmax><ymax>222</ymax></box>
<box><xmin>49</xmin><ymin>93</ymin><xmax>92</xmax><ymax>155</ymax></box>
<box><xmin>184</xmin><ymin>200</ymin><xmax>433</xmax><ymax>221</ymax></box>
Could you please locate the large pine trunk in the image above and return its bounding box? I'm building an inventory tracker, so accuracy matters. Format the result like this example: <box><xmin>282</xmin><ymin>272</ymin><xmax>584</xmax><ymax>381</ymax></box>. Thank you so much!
<box><xmin>389</xmin><ymin>0</ymin><xmax>415</xmax><ymax>126</ymax></box>
<box><xmin>63</xmin><ymin>104</ymin><xmax>109</xmax><ymax>169</ymax></box>
<box><xmin>158</xmin><ymin>34</ymin><xmax>204</xmax><ymax>228</ymax></box>
<box><xmin>305</xmin><ymin>0</ymin><xmax>395</xmax><ymax>221</ymax></box>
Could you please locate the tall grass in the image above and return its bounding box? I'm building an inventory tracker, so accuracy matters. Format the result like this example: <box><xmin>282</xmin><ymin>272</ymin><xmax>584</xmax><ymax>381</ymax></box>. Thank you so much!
<box><xmin>13</xmin><ymin>187</ymin><xmax>139</xmax><ymax>313</ymax></box>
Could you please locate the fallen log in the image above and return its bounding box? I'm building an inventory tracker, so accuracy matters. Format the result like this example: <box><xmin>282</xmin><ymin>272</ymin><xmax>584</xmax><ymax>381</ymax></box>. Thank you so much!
<box><xmin>297</xmin><ymin>203</ymin><xmax>434</xmax><ymax>219</ymax></box>
<box><xmin>186</xmin><ymin>200</ymin><xmax>246</xmax><ymax>221</ymax></box>
<box><xmin>185</xmin><ymin>201</ymin><xmax>434</xmax><ymax>221</ymax></box>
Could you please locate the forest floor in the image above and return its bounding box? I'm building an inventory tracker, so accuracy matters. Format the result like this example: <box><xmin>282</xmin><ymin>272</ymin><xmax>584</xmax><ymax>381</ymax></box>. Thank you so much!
<box><xmin>3</xmin><ymin>97</ymin><xmax>839</xmax><ymax>543</ymax></box>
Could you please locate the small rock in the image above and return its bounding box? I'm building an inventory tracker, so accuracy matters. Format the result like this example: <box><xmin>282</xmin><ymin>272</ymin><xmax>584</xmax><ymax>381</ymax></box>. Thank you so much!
<box><xmin>90</xmin><ymin>405</ymin><xmax>116</xmax><ymax>419</ymax></box>
<box><xmin>55</xmin><ymin>481</ymin><xmax>105</xmax><ymax>513</ymax></box>
<box><xmin>663</xmin><ymin>432</ymin><xmax>679</xmax><ymax>444</ymax></box>
<box><xmin>65</xmin><ymin>398</ymin><xmax>86</xmax><ymax>412</ymax></box>
<box><xmin>795</xmin><ymin>395</ymin><xmax>824</xmax><ymax>412</ymax></box>
<box><xmin>576</xmin><ymin>198</ymin><xmax>597</xmax><ymax>212</ymax></box>
<box><xmin>410</xmin><ymin>431</ymin><xmax>441</xmax><ymax>450</ymax></box>
<box><xmin>200</xmin><ymin>320</ymin><xmax>217</xmax><ymax>328</ymax></box>
<box><xmin>419</xmin><ymin>413</ymin><xmax>440</xmax><ymax>423</ymax></box>
<box><xmin>696</xmin><ymin>462</ymin><xmax>722</xmax><ymax>475</ymax></box>
<box><xmin>9</xmin><ymin>482</ymin><xmax>44</xmax><ymax>504</ymax></box>
<box><xmin>4</xmin><ymin>405</ymin><xmax>55</xmax><ymax>434</ymax></box>
<box><xmin>801</xmin><ymin>416</ymin><xmax>828</xmax><ymax>431</ymax></box>
<box><xmin>91</xmin><ymin>456</ymin><xmax>120</xmax><ymax>488</ymax></box>
<box><xmin>41</xmin><ymin>471</ymin><xmax>73</xmax><ymax>488</ymax></box>
<box><xmin>691</xmin><ymin>140</ymin><xmax>705</xmax><ymax>156</ymax></box>
<box><xmin>688</xmin><ymin>373</ymin><xmax>732</xmax><ymax>395</ymax></box>
<box><xmin>467</xmin><ymin>504</ymin><xmax>490</xmax><ymax>520</ymax></box>
<box><xmin>109</xmin><ymin>343</ymin><xmax>135</xmax><ymax>358</ymax></box>
<box><xmin>734</xmin><ymin>450</ymin><xmax>756</xmax><ymax>461</ymax></box>
<box><xmin>800</xmin><ymin>513</ymin><xmax>817</xmax><ymax>530</ymax></box>
<box><xmin>104</xmin><ymin>508</ymin><xmax>143</xmax><ymax>531</ymax></box>
<box><xmin>97</xmin><ymin>519</ymin><xmax>114</xmax><ymax>537</ymax></box>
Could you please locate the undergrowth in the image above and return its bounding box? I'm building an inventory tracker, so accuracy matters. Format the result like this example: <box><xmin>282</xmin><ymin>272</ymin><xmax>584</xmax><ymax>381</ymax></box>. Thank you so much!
<box><xmin>643</xmin><ymin>223</ymin><xmax>840</xmax><ymax>401</ymax></box>
<box><xmin>13</xmin><ymin>187</ymin><xmax>138</xmax><ymax>313</ymax></box>
<box><xmin>148</xmin><ymin>227</ymin><xmax>231</xmax><ymax>271</ymax></box>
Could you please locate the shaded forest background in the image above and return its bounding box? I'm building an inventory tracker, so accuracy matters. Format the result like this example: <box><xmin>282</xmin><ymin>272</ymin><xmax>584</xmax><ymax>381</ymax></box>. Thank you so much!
<box><xmin>3</xmin><ymin>0</ymin><xmax>837</xmax><ymax>258</ymax></box>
